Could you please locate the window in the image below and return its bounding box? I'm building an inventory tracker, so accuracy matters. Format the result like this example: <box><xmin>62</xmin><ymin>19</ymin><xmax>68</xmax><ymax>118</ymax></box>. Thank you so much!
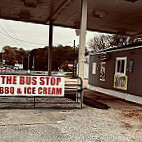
<box><xmin>100</xmin><ymin>62</ymin><xmax>106</xmax><ymax>81</ymax></box>
<box><xmin>115</xmin><ymin>57</ymin><xmax>127</xmax><ymax>75</ymax></box>
<box><xmin>92</xmin><ymin>62</ymin><xmax>97</xmax><ymax>74</ymax></box>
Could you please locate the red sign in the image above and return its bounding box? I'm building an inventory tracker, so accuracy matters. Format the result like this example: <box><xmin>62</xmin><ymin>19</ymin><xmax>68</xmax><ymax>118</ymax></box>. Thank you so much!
<box><xmin>0</xmin><ymin>75</ymin><xmax>65</xmax><ymax>96</ymax></box>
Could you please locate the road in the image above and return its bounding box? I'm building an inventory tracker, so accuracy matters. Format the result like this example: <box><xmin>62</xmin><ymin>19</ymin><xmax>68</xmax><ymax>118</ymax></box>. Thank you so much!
<box><xmin>0</xmin><ymin>70</ymin><xmax>70</xmax><ymax>76</ymax></box>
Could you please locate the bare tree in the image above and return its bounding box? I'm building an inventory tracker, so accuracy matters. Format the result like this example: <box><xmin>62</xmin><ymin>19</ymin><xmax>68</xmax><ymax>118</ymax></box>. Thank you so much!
<box><xmin>88</xmin><ymin>34</ymin><xmax>113</xmax><ymax>52</ymax></box>
<box><xmin>111</xmin><ymin>34</ymin><xmax>142</xmax><ymax>47</ymax></box>
<box><xmin>88</xmin><ymin>34</ymin><xmax>142</xmax><ymax>52</ymax></box>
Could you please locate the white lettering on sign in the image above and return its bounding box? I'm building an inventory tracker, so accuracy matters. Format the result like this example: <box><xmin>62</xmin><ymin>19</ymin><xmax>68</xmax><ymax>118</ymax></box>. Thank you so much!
<box><xmin>0</xmin><ymin>75</ymin><xmax>65</xmax><ymax>96</ymax></box>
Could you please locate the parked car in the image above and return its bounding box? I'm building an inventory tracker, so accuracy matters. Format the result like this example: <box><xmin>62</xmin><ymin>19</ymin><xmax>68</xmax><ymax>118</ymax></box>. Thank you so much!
<box><xmin>14</xmin><ymin>66</ymin><xmax>19</xmax><ymax>70</ymax></box>
<box><xmin>0</xmin><ymin>67</ymin><xmax>13</xmax><ymax>71</ymax></box>
<box><xmin>6</xmin><ymin>67</ymin><xmax>13</xmax><ymax>71</ymax></box>
<box><xmin>0</xmin><ymin>67</ymin><xmax>5</xmax><ymax>71</ymax></box>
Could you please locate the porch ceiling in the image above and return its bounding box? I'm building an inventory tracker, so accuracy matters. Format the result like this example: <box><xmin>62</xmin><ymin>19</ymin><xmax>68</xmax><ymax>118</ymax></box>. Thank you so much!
<box><xmin>0</xmin><ymin>0</ymin><xmax>142</xmax><ymax>36</ymax></box>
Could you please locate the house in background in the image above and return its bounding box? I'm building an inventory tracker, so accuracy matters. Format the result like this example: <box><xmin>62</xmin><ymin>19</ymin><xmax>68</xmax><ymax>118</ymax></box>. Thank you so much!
<box><xmin>88</xmin><ymin>42</ymin><xmax>142</xmax><ymax>105</ymax></box>
<box><xmin>84</xmin><ymin>55</ymin><xmax>89</xmax><ymax>80</ymax></box>
<box><xmin>14</xmin><ymin>63</ymin><xmax>23</xmax><ymax>70</ymax></box>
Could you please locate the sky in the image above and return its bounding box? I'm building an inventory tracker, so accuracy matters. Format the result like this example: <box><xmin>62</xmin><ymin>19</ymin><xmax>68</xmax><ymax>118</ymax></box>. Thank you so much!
<box><xmin>0</xmin><ymin>18</ymin><xmax>101</xmax><ymax>51</ymax></box>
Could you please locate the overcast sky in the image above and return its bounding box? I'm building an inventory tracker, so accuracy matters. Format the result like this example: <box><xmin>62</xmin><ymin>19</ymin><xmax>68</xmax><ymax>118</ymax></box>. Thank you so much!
<box><xmin>0</xmin><ymin>18</ymin><xmax>101</xmax><ymax>51</ymax></box>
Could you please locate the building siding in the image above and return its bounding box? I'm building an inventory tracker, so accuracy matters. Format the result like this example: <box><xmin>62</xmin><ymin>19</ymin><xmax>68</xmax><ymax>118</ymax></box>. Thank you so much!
<box><xmin>89</xmin><ymin>47</ymin><xmax>142</xmax><ymax>97</ymax></box>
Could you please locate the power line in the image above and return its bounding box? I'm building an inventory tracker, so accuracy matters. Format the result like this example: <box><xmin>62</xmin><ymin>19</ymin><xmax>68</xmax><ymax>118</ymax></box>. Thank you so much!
<box><xmin>55</xmin><ymin>41</ymin><xmax>73</xmax><ymax>45</ymax></box>
<box><xmin>2</xmin><ymin>21</ymin><xmax>28</xmax><ymax>48</ymax></box>
<box><xmin>0</xmin><ymin>29</ymin><xmax>48</xmax><ymax>46</ymax></box>
<box><xmin>0</xmin><ymin>21</ymin><xmax>76</xmax><ymax>47</ymax></box>
<box><xmin>1</xmin><ymin>21</ymin><xmax>23</xmax><ymax>47</ymax></box>
<box><xmin>0</xmin><ymin>23</ymin><xmax>23</xmax><ymax>48</ymax></box>
<box><xmin>3</xmin><ymin>21</ymin><xmax>31</xmax><ymax>47</ymax></box>
<box><xmin>3</xmin><ymin>21</ymin><xmax>14</xmax><ymax>35</ymax></box>
<box><xmin>2</xmin><ymin>21</ymin><xmax>19</xmax><ymax>40</ymax></box>
<box><xmin>0</xmin><ymin>30</ymin><xmax>75</xmax><ymax>47</ymax></box>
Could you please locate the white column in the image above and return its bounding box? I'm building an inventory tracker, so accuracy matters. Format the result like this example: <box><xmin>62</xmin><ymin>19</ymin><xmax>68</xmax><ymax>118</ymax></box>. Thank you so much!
<box><xmin>78</xmin><ymin>0</ymin><xmax>88</xmax><ymax>81</ymax></box>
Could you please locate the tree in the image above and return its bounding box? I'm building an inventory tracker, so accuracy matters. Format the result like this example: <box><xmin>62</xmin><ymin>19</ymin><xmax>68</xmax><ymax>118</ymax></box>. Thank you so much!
<box><xmin>30</xmin><ymin>47</ymin><xmax>48</xmax><ymax>71</ymax></box>
<box><xmin>111</xmin><ymin>34</ymin><xmax>142</xmax><ymax>47</ymax></box>
<box><xmin>1</xmin><ymin>44</ymin><xmax>78</xmax><ymax>71</ymax></box>
<box><xmin>88</xmin><ymin>34</ymin><xmax>142</xmax><ymax>52</ymax></box>
<box><xmin>52</xmin><ymin>45</ymin><xmax>78</xmax><ymax>71</ymax></box>
<box><xmin>88</xmin><ymin>34</ymin><xmax>113</xmax><ymax>52</ymax></box>
<box><xmin>3</xmin><ymin>46</ymin><xmax>16</xmax><ymax>65</ymax></box>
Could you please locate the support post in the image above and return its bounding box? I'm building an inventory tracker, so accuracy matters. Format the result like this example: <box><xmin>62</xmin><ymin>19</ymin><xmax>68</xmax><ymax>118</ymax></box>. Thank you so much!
<box><xmin>78</xmin><ymin>0</ymin><xmax>88</xmax><ymax>81</ymax></box>
<box><xmin>33</xmin><ymin>56</ymin><xmax>35</xmax><ymax>71</ymax></box>
<box><xmin>28</xmin><ymin>54</ymin><xmax>30</xmax><ymax>74</ymax></box>
<box><xmin>1</xmin><ymin>50</ymin><xmax>3</xmax><ymax>73</ymax></box>
<box><xmin>22</xmin><ymin>56</ymin><xmax>24</xmax><ymax>70</ymax></box>
<box><xmin>73</xmin><ymin>40</ymin><xmax>75</xmax><ymax>78</ymax></box>
<box><xmin>48</xmin><ymin>21</ymin><xmax>53</xmax><ymax>76</ymax></box>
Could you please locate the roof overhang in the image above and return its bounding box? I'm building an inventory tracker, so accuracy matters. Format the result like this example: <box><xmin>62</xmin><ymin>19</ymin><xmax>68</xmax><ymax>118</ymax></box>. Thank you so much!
<box><xmin>0</xmin><ymin>0</ymin><xmax>142</xmax><ymax>36</ymax></box>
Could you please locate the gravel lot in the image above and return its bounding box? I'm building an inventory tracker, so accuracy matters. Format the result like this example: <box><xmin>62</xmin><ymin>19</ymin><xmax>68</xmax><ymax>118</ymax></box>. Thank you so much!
<box><xmin>0</xmin><ymin>103</ymin><xmax>141</xmax><ymax>142</ymax></box>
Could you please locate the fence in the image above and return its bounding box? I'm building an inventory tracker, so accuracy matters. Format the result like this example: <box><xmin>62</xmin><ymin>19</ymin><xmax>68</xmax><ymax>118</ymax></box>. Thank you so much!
<box><xmin>0</xmin><ymin>74</ymin><xmax>83</xmax><ymax>109</ymax></box>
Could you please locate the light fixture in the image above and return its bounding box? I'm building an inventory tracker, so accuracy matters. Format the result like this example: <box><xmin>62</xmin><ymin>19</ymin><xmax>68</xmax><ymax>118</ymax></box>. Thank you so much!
<box><xmin>92</xmin><ymin>11</ymin><xmax>106</xmax><ymax>18</ymax></box>
<box><xmin>75</xmin><ymin>29</ymin><xmax>80</xmax><ymax>36</ymax></box>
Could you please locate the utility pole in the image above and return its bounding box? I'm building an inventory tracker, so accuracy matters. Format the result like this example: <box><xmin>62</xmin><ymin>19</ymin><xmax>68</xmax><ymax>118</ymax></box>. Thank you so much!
<box><xmin>28</xmin><ymin>54</ymin><xmax>30</xmax><ymax>74</ymax></box>
<box><xmin>22</xmin><ymin>56</ymin><xmax>24</xmax><ymax>70</ymax></box>
<box><xmin>48</xmin><ymin>21</ymin><xmax>53</xmax><ymax>76</ymax></box>
<box><xmin>1</xmin><ymin>50</ymin><xmax>3</xmax><ymax>66</ymax></box>
<box><xmin>33</xmin><ymin>56</ymin><xmax>35</xmax><ymax>71</ymax></box>
<box><xmin>73</xmin><ymin>40</ymin><xmax>75</xmax><ymax>78</ymax></box>
<box><xmin>1</xmin><ymin>50</ymin><xmax>3</xmax><ymax>73</ymax></box>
